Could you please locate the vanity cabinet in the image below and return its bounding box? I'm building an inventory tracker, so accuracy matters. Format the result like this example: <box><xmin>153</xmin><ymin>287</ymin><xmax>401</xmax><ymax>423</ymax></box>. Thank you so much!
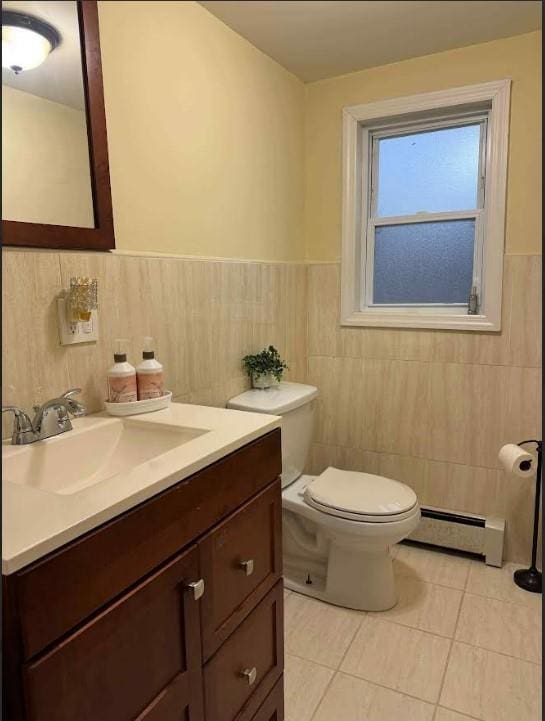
<box><xmin>24</xmin><ymin>548</ymin><xmax>204</xmax><ymax>721</ymax></box>
<box><xmin>2</xmin><ymin>429</ymin><xmax>283</xmax><ymax>721</ymax></box>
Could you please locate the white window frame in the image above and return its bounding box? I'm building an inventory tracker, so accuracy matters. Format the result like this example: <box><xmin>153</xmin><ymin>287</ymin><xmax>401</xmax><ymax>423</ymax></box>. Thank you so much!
<box><xmin>341</xmin><ymin>80</ymin><xmax>511</xmax><ymax>331</ymax></box>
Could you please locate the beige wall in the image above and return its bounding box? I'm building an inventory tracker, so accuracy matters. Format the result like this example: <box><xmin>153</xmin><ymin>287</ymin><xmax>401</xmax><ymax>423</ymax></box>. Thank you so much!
<box><xmin>306</xmin><ymin>255</ymin><xmax>542</xmax><ymax>563</ymax></box>
<box><xmin>2</xmin><ymin>86</ymin><xmax>94</xmax><ymax>227</ymax></box>
<box><xmin>305</xmin><ymin>31</ymin><xmax>542</xmax><ymax>260</ymax></box>
<box><xmin>97</xmin><ymin>1</ymin><xmax>305</xmax><ymax>261</ymax></box>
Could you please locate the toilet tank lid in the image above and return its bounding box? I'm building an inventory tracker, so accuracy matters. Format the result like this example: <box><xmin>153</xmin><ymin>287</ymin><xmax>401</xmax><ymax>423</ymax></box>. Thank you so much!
<box><xmin>227</xmin><ymin>382</ymin><xmax>318</xmax><ymax>415</ymax></box>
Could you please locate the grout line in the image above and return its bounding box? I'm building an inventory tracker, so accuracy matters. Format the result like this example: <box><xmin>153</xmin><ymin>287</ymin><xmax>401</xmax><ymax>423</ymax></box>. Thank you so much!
<box><xmin>335</xmin><ymin>610</ymin><xmax>367</xmax><ymax>671</ymax></box>
<box><xmin>307</xmin><ymin>353</ymin><xmax>541</xmax><ymax>371</ymax></box>
<box><xmin>367</xmin><ymin>586</ymin><xmax>464</xmax><ymax>640</ymax></box>
<box><xmin>286</xmin><ymin>651</ymin><xmax>339</xmax><ymax>674</ymax></box>
<box><xmin>463</xmin><ymin>559</ymin><xmax>473</xmax><ymax>592</ymax></box>
<box><xmin>463</xmin><ymin>577</ymin><xmax>542</xmax><ymax>610</ymax></box>
<box><xmin>366</xmin><ymin>614</ymin><xmax>456</xmax><ymax>645</ymax></box>
<box><xmin>313</xmin><ymin>666</ymin><xmax>441</xmax><ymax>709</ymax></box>
<box><xmin>453</xmin><ymin>639</ymin><xmax>542</xmax><ymax>666</ymax></box>
<box><xmin>289</xmin><ymin>652</ymin><xmax>442</xmax><ymax>718</ymax></box>
<box><xmin>309</xmin><ymin>439</ymin><xmax>530</xmax><ymax>474</ymax></box>
<box><xmin>394</xmin><ymin>569</ymin><xmax>469</xmax><ymax>594</ymax></box>
<box><xmin>433</xmin><ymin>586</ymin><xmax>465</xmax><ymax>709</ymax></box>
<box><xmin>371</xmin><ymin>590</ymin><xmax>542</xmax><ymax>664</ymax></box>
<box><xmin>435</xmin><ymin>705</ymin><xmax>485</xmax><ymax>721</ymax></box>
<box><xmin>463</xmin><ymin>587</ymin><xmax>544</xmax><ymax>613</ymax></box>
<box><xmin>307</xmin><ymin>669</ymin><xmax>337</xmax><ymax>721</ymax></box>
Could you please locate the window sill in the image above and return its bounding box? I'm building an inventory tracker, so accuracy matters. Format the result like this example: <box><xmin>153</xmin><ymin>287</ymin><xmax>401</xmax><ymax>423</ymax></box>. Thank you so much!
<box><xmin>340</xmin><ymin>309</ymin><xmax>500</xmax><ymax>332</ymax></box>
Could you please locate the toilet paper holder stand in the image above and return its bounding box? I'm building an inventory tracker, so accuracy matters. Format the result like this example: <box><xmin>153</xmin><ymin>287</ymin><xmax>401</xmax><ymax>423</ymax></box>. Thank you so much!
<box><xmin>514</xmin><ymin>439</ymin><xmax>542</xmax><ymax>593</ymax></box>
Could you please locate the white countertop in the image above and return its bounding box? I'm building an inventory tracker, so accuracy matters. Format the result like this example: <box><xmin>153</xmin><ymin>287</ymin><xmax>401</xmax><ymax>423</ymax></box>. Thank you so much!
<box><xmin>2</xmin><ymin>403</ymin><xmax>281</xmax><ymax>575</ymax></box>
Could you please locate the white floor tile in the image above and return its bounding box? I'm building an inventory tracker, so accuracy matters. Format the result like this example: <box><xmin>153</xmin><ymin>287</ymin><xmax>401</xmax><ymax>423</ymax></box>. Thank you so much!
<box><xmin>340</xmin><ymin>616</ymin><xmax>451</xmax><ymax>703</ymax></box>
<box><xmin>284</xmin><ymin>591</ymin><xmax>363</xmax><ymax>669</ymax></box>
<box><xmin>394</xmin><ymin>544</ymin><xmax>471</xmax><ymax>590</ymax></box>
<box><xmin>284</xmin><ymin>654</ymin><xmax>334</xmax><ymax>721</ymax></box>
<box><xmin>440</xmin><ymin>641</ymin><xmax>542</xmax><ymax>721</ymax></box>
<box><xmin>312</xmin><ymin>672</ymin><xmax>435</xmax><ymax>721</ymax></box>
<box><xmin>370</xmin><ymin>575</ymin><xmax>462</xmax><ymax>637</ymax></box>
<box><xmin>455</xmin><ymin>592</ymin><xmax>541</xmax><ymax>663</ymax></box>
<box><xmin>465</xmin><ymin>560</ymin><xmax>542</xmax><ymax>608</ymax></box>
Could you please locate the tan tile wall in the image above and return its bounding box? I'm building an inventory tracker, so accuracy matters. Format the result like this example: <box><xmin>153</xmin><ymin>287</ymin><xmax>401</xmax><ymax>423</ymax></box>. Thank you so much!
<box><xmin>2</xmin><ymin>249</ymin><xmax>541</xmax><ymax>563</ymax></box>
<box><xmin>2</xmin><ymin>249</ymin><xmax>308</xmax><ymax>436</ymax></box>
<box><xmin>306</xmin><ymin>255</ymin><xmax>542</xmax><ymax>563</ymax></box>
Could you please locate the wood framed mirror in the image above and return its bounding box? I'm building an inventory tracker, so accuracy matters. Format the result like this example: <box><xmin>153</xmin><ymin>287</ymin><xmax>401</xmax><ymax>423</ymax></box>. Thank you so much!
<box><xmin>2</xmin><ymin>0</ymin><xmax>114</xmax><ymax>250</ymax></box>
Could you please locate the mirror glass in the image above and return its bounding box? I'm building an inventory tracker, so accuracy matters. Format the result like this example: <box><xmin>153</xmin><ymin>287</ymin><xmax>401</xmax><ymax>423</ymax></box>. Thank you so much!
<box><xmin>2</xmin><ymin>1</ymin><xmax>95</xmax><ymax>228</ymax></box>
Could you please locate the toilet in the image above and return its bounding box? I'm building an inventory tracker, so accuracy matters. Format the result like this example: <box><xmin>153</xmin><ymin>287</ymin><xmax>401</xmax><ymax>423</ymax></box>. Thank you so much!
<box><xmin>227</xmin><ymin>381</ymin><xmax>421</xmax><ymax>611</ymax></box>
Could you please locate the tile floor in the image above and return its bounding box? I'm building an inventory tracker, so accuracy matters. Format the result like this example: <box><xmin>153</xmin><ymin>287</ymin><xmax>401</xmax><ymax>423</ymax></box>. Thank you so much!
<box><xmin>283</xmin><ymin>544</ymin><xmax>542</xmax><ymax>721</ymax></box>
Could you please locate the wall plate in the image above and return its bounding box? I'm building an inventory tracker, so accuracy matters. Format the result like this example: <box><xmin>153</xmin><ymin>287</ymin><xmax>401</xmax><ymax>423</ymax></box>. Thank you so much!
<box><xmin>57</xmin><ymin>297</ymin><xmax>99</xmax><ymax>345</ymax></box>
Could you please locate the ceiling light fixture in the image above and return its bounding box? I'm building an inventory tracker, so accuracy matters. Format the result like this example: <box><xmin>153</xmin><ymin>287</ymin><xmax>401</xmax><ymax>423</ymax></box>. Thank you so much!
<box><xmin>2</xmin><ymin>10</ymin><xmax>61</xmax><ymax>74</ymax></box>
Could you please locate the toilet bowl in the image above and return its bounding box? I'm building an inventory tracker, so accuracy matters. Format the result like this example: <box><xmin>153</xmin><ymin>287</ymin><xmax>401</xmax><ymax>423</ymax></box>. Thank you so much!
<box><xmin>227</xmin><ymin>382</ymin><xmax>421</xmax><ymax>611</ymax></box>
<box><xmin>283</xmin><ymin>472</ymin><xmax>420</xmax><ymax>610</ymax></box>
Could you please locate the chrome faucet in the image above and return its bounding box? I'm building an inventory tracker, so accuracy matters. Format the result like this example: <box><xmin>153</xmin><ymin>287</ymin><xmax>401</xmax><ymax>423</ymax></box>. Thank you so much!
<box><xmin>2</xmin><ymin>389</ymin><xmax>86</xmax><ymax>445</ymax></box>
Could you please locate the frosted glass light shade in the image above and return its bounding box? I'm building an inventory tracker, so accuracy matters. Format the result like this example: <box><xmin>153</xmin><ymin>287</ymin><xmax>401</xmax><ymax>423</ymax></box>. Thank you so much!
<box><xmin>2</xmin><ymin>24</ymin><xmax>53</xmax><ymax>73</ymax></box>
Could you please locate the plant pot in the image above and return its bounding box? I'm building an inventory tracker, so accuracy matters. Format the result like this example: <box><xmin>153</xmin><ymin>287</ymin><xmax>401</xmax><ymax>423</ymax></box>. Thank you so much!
<box><xmin>251</xmin><ymin>372</ymin><xmax>278</xmax><ymax>389</ymax></box>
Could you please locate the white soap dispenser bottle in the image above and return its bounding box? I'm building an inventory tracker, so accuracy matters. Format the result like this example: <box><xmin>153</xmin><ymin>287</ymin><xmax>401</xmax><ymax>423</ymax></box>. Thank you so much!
<box><xmin>136</xmin><ymin>337</ymin><xmax>164</xmax><ymax>400</ymax></box>
<box><xmin>107</xmin><ymin>339</ymin><xmax>137</xmax><ymax>403</ymax></box>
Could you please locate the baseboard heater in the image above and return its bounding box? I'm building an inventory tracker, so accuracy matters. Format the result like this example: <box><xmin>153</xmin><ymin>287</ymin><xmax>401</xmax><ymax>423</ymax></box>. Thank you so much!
<box><xmin>407</xmin><ymin>506</ymin><xmax>505</xmax><ymax>567</ymax></box>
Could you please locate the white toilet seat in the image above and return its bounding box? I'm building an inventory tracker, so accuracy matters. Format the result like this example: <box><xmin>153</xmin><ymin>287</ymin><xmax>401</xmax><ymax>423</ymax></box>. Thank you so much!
<box><xmin>303</xmin><ymin>466</ymin><xmax>418</xmax><ymax>523</ymax></box>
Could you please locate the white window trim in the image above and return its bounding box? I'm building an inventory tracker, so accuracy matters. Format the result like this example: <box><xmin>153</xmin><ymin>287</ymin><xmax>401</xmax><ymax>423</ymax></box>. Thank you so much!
<box><xmin>340</xmin><ymin>80</ymin><xmax>511</xmax><ymax>331</ymax></box>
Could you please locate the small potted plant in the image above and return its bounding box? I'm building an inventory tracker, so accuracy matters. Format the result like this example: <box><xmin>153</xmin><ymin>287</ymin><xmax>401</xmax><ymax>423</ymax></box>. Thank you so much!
<box><xmin>242</xmin><ymin>345</ymin><xmax>288</xmax><ymax>389</ymax></box>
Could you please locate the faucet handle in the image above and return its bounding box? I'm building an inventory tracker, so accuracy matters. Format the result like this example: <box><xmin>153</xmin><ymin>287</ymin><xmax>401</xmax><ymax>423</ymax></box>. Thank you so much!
<box><xmin>2</xmin><ymin>406</ymin><xmax>35</xmax><ymax>444</ymax></box>
<box><xmin>2</xmin><ymin>406</ymin><xmax>33</xmax><ymax>429</ymax></box>
<box><xmin>61</xmin><ymin>388</ymin><xmax>82</xmax><ymax>399</ymax></box>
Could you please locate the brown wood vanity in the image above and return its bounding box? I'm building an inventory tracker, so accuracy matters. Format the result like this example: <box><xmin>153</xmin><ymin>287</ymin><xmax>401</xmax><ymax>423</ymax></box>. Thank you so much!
<box><xmin>2</xmin><ymin>428</ymin><xmax>284</xmax><ymax>721</ymax></box>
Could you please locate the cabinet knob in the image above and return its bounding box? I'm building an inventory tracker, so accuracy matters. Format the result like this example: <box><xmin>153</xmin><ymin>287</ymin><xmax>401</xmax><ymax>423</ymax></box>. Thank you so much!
<box><xmin>241</xmin><ymin>667</ymin><xmax>257</xmax><ymax>686</ymax></box>
<box><xmin>239</xmin><ymin>559</ymin><xmax>254</xmax><ymax>576</ymax></box>
<box><xmin>185</xmin><ymin>578</ymin><xmax>205</xmax><ymax>600</ymax></box>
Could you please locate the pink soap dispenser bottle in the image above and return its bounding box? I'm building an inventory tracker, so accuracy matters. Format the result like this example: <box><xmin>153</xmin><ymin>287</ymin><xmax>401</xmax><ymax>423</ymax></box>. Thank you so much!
<box><xmin>107</xmin><ymin>339</ymin><xmax>137</xmax><ymax>403</ymax></box>
<box><xmin>136</xmin><ymin>337</ymin><xmax>164</xmax><ymax>400</ymax></box>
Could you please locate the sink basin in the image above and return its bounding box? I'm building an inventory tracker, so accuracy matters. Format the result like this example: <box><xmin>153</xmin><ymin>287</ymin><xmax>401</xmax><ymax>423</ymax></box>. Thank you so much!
<box><xmin>2</xmin><ymin>417</ymin><xmax>208</xmax><ymax>495</ymax></box>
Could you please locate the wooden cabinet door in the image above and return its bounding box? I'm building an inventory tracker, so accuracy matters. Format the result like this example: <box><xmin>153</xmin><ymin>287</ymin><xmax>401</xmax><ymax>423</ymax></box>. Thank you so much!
<box><xmin>251</xmin><ymin>677</ymin><xmax>284</xmax><ymax>721</ymax></box>
<box><xmin>23</xmin><ymin>547</ymin><xmax>204</xmax><ymax>721</ymax></box>
<box><xmin>204</xmin><ymin>581</ymin><xmax>283</xmax><ymax>721</ymax></box>
<box><xmin>199</xmin><ymin>482</ymin><xmax>282</xmax><ymax>660</ymax></box>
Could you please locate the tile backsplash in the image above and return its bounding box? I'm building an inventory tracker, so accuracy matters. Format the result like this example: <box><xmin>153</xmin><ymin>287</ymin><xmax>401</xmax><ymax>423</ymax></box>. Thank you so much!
<box><xmin>2</xmin><ymin>249</ymin><xmax>541</xmax><ymax>563</ymax></box>
<box><xmin>2</xmin><ymin>249</ymin><xmax>307</xmax><ymax>431</ymax></box>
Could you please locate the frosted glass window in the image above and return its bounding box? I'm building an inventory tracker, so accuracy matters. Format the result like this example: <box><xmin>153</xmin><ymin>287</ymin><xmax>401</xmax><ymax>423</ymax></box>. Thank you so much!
<box><xmin>373</xmin><ymin>219</ymin><xmax>475</xmax><ymax>304</ymax></box>
<box><xmin>375</xmin><ymin>124</ymin><xmax>481</xmax><ymax>217</ymax></box>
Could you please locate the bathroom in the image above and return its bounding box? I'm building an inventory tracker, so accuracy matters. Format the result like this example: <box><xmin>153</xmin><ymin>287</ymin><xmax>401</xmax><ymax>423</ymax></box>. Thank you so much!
<box><xmin>1</xmin><ymin>1</ymin><xmax>542</xmax><ymax>720</ymax></box>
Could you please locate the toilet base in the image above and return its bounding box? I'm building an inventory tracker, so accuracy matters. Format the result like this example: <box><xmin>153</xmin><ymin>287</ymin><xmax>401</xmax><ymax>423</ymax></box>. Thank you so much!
<box><xmin>282</xmin><ymin>474</ymin><xmax>421</xmax><ymax>612</ymax></box>
<box><xmin>283</xmin><ymin>544</ymin><xmax>398</xmax><ymax>612</ymax></box>
<box><xmin>326</xmin><ymin>542</ymin><xmax>397</xmax><ymax>611</ymax></box>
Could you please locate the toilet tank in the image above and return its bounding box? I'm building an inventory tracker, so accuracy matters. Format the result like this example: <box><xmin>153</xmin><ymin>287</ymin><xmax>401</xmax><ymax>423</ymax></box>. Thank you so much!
<box><xmin>227</xmin><ymin>382</ymin><xmax>318</xmax><ymax>488</ymax></box>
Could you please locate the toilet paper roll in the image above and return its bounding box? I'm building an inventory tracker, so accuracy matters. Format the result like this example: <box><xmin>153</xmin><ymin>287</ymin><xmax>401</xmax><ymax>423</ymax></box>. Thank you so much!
<box><xmin>498</xmin><ymin>443</ymin><xmax>535</xmax><ymax>478</ymax></box>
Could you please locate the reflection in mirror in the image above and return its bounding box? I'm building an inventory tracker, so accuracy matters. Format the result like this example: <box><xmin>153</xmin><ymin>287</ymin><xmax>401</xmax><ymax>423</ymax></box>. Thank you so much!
<box><xmin>2</xmin><ymin>1</ymin><xmax>95</xmax><ymax>228</ymax></box>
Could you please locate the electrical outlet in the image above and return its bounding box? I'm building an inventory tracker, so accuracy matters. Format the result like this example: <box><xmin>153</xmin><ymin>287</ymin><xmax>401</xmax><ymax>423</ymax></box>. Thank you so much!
<box><xmin>57</xmin><ymin>297</ymin><xmax>99</xmax><ymax>345</ymax></box>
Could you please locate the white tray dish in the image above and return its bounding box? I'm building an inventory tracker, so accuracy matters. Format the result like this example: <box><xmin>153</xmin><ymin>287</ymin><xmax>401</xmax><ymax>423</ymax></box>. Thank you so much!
<box><xmin>104</xmin><ymin>391</ymin><xmax>172</xmax><ymax>417</ymax></box>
